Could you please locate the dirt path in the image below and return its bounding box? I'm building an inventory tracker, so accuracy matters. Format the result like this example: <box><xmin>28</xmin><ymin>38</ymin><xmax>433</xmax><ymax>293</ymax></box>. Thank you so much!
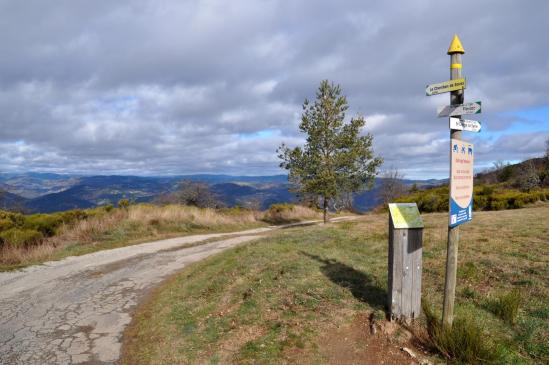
<box><xmin>0</xmin><ymin>218</ymin><xmax>353</xmax><ymax>365</ymax></box>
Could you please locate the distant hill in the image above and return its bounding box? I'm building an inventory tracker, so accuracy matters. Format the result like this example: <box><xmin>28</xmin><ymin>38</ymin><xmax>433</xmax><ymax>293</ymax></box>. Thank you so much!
<box><xmin>0</xmin><ymin>173</ymin><xmax>80</xmax><ymax>198</ymax></box>
<box><xmin>0</xmin><ymin>191</ymin><xmax>28</xmax><ymax>211</ymax></box>
<box><xmin>0</xmin><ymin>173</ymin><xmax>445</xmax><ymax>214</ymax></box>
<box><xmin>475</xmin><ymin>157</ymin><xmax>547</xmax><ymax>186</ymax></box>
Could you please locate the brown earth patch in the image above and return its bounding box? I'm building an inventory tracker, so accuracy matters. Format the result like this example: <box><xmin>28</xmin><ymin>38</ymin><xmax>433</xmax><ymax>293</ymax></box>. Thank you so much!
<box><xmin>301</xmin><ymin>313</ymin><xmax>431</xmax><ymax>365</ymax></box>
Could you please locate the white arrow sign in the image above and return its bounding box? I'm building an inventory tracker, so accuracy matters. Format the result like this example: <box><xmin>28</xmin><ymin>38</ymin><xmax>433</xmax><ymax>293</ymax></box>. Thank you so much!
<box><xmin>449</xmin><ymin>117</ymin><xmax>482</xmax><ymax>132</ymax></box>
<box><xmin>437</xmin><ymin>101</ymin><xmax>481</xmax><ymax>117</ymax></box>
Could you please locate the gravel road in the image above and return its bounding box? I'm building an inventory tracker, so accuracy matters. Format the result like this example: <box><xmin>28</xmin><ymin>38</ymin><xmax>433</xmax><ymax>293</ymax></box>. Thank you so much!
<box><xmin>0</xmin><ymin>217</ymin><xmax>355</xmax><ymax>365</ymax></box>
<box><xmin>0</xmin><ymin>227</ymin><xmax>275</xmax><ymax>365</ymax></box>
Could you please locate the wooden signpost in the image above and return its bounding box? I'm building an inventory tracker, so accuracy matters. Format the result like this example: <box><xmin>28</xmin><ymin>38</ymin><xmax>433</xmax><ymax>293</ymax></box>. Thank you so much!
<box><xmin>388</xmin><ymin>203</ymin><xmax>424</xmax><ymax>321</ymax></box>
<box><xmin>424</xmin><ymin>35</ymin><xmax>483</xmax><ymax>328</ymax></box>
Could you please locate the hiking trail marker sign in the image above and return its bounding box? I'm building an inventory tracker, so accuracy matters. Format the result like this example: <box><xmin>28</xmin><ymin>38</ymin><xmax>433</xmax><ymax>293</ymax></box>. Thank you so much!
<box><xmin>425</xmin><ymin>78</ymin><xmax>466</xmax><ymax>96</ymax></box>
<box><xmin>449</xmin><ymin>117</ymin><xmax>481</xmax><ymax>132</ymax></box>
<box><xmin>437</xmin><ymin>101</ymin><xmax>481</xmax><ymax>117</ymax></box>
<box><xmin>424</xmin><ymin>34</ymin><xmax>483</xmax><ymax>328</ymax></box>
<box><xmin>388</xmin><ymin>203</ymin><xmax>423</xmax><ymax>321</ymax></box>
<box><xmin>449</xmin><ymin>139</ymin><xmax>474</xmax><ymax>227</ymax></box>
<box><xmin>388</xmin><ymin>203</ymin><xmax>423</xmax><ymax>229</ymax></box>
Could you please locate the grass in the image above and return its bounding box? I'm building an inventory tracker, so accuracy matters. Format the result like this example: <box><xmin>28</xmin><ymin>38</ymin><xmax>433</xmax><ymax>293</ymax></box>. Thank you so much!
<box><xmin>121</xmin><ymin>202</ymin><xmax>549</xmax><ymax>364</ymax></box>
<box><xmin>423</xmin><ymin>300</ymin><xmax>498</xmax><ymax>364</ymax></box>
<box><xmin>484</xmin><ymin>289</ymin><xmax>522</xmax><ymax>325</ymax></box>
<box><xmin>0</xmin><ymin>204</ymin><xmax>321</xmax><ymax>271</ymax></box>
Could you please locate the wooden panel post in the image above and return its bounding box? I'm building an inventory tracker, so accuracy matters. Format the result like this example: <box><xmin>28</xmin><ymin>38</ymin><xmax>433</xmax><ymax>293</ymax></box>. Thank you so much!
<box><xmin>443</xmin><ymin>36</ymin><xmax>465</xmax><ymax>328</ymax></box>
<box><xmin>388</xmin><ymin>203</ymin><xmax>423</xmax><ymax>321</ymax></box>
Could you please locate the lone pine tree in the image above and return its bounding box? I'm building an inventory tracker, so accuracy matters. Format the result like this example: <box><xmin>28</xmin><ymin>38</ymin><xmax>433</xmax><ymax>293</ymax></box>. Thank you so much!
<box><xmin>278</xmin><ymin>80</ymin><xmax>382</xmax><ymax>222</ymax></box>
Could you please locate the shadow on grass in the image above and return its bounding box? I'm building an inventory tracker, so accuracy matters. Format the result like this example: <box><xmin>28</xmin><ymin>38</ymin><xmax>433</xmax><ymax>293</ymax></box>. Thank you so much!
<box><xmin>301</xmin><ymin>252</ymin><xmax>386</xmax><ymax>311</ymax></box>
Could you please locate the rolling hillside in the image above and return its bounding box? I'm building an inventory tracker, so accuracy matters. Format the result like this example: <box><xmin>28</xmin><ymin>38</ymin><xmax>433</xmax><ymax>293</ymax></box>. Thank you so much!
<box><xmin>0</xmin><ymin>173</ymin><xmax>444</xmax><ymax>213</ymax></box>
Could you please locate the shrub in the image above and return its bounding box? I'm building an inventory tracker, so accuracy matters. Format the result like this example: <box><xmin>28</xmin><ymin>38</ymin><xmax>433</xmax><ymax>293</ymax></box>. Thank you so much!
<box><xmin>0</xmin><ymin>228</ymin><xmax>43</xmax><ymax>247</ymax></box>
<box><xmin>263</xmin><ymin>203</ymin><xmax>297</xmax><ymax>224</ymax></box>
<box><xmin>0</xmin><ymin>210</ymin><xmax>25</xmax><ymax>228</ymax></box>
<box><xmin>396</xmin><ymin>184</ymin><xmax>549</xmax><ymax>213</ymax></box>
<box><xmin>262</xmin><ymin>204</ymin><xmax>319</xmax><ymax>224</ymax></box>
<box><xmin>480</xmin><ymin>185</ymin><xmax>494</xmax><ymax>196</ymax></box>
<box><xmin>24</xmin><ymin>214</ymin><xmax>64</xmax><ymax>236</ymax></box>
<box><xmin>0</xmin><ymin>218</ymin><xmax>13</xmax><ymax>231</ymax></box>
<box><xmin>220</xmin><ymin>206</ymin><xmax>252</xmax><ymax>216</ymax></box>
<box><xmin>118</xmin><ymin>199</ymin><xmax>130</xmax><ymax>209</ymax></box>
<box><xmin>485</xmin><ymin>289</ymin><xmax>521</xmax><ymax>325</ymax></box>
<box><xmin>423</xmin><ymin>301</ymin><xmax>498</xmax><ymax>364</ymax></box>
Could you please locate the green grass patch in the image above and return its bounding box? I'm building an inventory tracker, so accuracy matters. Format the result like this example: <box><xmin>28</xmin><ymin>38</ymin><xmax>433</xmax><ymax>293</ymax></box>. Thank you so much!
<box><xmin>484</xmin><ymin>289</ymin><xmax>522</xmax><ymax>325</ymax></box>
<box><xmin>423</xmin><ymin>301</ymin><xmax>499</xmax><ymax>364</ymax></box>
<box><xmin>122</xmin><ymin>205</ymin><xmax>549</xmax><ymax>364</ymax></box>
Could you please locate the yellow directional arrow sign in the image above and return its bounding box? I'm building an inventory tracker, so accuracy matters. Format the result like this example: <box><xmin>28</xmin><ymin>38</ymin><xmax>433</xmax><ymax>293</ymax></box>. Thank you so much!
<box><xmin>426</xmin><ymin>78</ymin><xmax>466</xmax><ymax>96</ymax></box>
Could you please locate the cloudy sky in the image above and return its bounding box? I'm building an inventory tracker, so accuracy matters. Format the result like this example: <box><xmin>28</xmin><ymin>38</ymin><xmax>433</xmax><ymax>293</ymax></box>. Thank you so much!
<box><xmin>1</xmin><ymin>0</ymin><xmax>548</xmax><ymax>179</ymax></box>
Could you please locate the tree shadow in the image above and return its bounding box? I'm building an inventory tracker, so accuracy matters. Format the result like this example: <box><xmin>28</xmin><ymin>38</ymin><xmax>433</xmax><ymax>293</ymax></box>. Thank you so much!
<box><xmin>301</xmin><ymin>252</ymin><xmax>387</xmax><ymax>311</ymax></box>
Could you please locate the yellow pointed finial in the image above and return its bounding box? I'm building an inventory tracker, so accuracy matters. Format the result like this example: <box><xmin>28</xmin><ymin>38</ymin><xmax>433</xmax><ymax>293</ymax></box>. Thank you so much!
<box><xmin>447</xmin><ymin>34</ymin><xmax>465</xmax><ymax>55</ymax></box>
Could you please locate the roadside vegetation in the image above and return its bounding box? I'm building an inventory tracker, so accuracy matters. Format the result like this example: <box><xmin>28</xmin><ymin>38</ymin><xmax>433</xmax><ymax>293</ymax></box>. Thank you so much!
<box><xmin>0</xmin><ymin>203</ymin><xmax>321</xmax><ymax>271</ymax></box>
<box><xmin>122</xmin><ymin>203</ymin><xmax>548</xmax><ymax>364</ymax></box>
<box><xmin>394</xmin><ymin>154</ymin><xmax>549</xmax><ymax>213</ymax></box>
<box><xmin>396</xmin><ymin>184</ymin><xmax>549</xmax><ymax>213</ymax></box>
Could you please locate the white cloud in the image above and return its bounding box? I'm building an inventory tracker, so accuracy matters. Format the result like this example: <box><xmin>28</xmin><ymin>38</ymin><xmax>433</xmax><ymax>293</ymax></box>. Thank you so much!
<box><xmin>0</xmin><ymin>0</ymin><xmax>548</xmax><ymax>176</ymax></box>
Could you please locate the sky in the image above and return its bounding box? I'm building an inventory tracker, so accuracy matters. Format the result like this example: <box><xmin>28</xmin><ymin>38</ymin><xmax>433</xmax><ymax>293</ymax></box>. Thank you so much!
<box><xmin>0</xmin><ymin>0</ymin><xmax>548</xmax><ymax>179</ymax></box>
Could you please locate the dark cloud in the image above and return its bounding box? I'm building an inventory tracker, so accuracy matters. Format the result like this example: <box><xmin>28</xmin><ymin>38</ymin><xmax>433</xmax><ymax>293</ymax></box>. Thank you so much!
<box><xmin>0</xmin><ymin>0</ymin><xmax>548</xmax><ymax>178</ymax></box>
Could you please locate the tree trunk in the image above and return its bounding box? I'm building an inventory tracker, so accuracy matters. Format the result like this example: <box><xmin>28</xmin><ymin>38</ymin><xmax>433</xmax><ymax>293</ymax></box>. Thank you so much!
<box><xmin>323</xmin><ymin>196</ymin><xmax>328</xmax><ymax>223</ymax></box>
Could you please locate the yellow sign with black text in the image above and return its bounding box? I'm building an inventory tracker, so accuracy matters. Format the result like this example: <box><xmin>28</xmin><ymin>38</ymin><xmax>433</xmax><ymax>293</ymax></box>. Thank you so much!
<box><xmin>426</xmin><ymin>78</ymin><xmax>466</xmax><ymax>96</ymax></box>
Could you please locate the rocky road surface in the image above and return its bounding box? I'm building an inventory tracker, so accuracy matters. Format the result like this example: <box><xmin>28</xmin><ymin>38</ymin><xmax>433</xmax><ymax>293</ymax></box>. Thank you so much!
<box><xmin>0</xmin><ymin>218</ymin><xmax>354</xmax><ymax>365</ymax></box>
<box><xmin>0</xmin><ymin>226</ymin><xmax>276</xmax><ymax>365</ymax></box>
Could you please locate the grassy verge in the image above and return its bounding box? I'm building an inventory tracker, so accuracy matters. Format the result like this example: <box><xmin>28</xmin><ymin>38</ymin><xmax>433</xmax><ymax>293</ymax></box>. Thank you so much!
<box><xmin>0</xmin><ymin>204</ymin><xmax>321</xmax><ymax>271</ymax></box>
<box><xmin>122</xmin><ymin>202</ymin><xmax>549</xmax><ymax>364</ymax></box>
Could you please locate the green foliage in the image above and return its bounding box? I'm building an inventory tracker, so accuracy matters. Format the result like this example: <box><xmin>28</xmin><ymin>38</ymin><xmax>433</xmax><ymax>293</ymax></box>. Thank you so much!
<box><xmin>423</xmin><ymin>301</ymin><xmax>499</xmax><ymax>364</ymax></box>
<box><xmin>278</xmin><ymin>80</ymin><xmax>382</xmax><ymax>220</ymax></box>
<box><xmin>0</xmin><ymin>228</ymin><xmax>43</xmax><ymax>247</ymax></box>
<box><xmin>498</xmin><ymin>164</ymin><xmax>514</xmax><ymax>182</ymax></box>
<box><xmin>396</xmin><ymin>184</ymin><xmax>549</xmax><ymax>213</ymax></box>
<box><xmin>118</xmin><ymin>198</ymin><xmax>130</xmax><ymax>209</ymax></box>
<box><xmin>485</xmin><ymin>289</ymin><xmax>521</xmax><ymax>325</ymax></box>
<box><xmin>219</xmin><ymin>206</ymin><xmax>252</xmax><ymax>216</ymax></box>
<box><xmin>263</xmin><ymin>203</ymin><xmax>297</xmax><ymax>224</ymax></box>
<box><xmin>0</xmin><ymin>208</ymin><xmax>99</xmax><ymax>247</ymax></box>
<box><xmin>395</xmin><ymin>186</ymin><xmax>449</xmax><ymax>212</ymax></box>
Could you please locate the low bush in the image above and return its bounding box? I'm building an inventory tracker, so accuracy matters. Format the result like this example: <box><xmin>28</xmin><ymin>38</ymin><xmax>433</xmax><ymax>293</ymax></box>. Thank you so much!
<box><xmin>0</xmin><ymin>228</ymin><xmax>43</xmax><ymax>247</ymax></box>
<box><xmin>262</xmin><ymin>203</ymin><xmax>320</xmax><ymax>224</ymax></box>
<box><xmin>485</xmin><ymin>289</ymin><xmax>521</xmax><ymax>325</ymax></box>
<box><xmin>118</xmin><ymin>199</ymin><xmax>131</xmax><ymax>209</ymax></box>
<box><xmin>423</xmin><ymin>301</ymin><xmax>498</xmax><ymax>364</ymax></box>
<box><xmin>396</xmin><ymin>185</ymin><xmax>549</xmax><ymax>213</ymax></box>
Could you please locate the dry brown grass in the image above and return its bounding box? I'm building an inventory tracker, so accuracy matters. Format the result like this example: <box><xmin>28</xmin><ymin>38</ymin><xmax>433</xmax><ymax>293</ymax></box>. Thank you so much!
<box><xmin>261</xmin><ymin>203</ymin><xmax>322</xmax><ymax>224</ymax></box>
<box><xmin>0</xmin><ymin>204</ymin><xmax>322</xmax><ymax>271</ymax></box>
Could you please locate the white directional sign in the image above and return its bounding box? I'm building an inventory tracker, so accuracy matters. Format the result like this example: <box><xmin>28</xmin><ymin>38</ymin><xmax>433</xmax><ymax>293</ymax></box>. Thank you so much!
<box><xmin>426</xmin><ymin>78</ymin><xmax>466</xmax><ymax>96</ymax></box>
<box><xmin>437</xmin><ymin>101</ymin><xmax>481</xmax><ymax>117</ymax></box>
<box><xmin>449</xmin><ymin>117</ymin><xmax>482</xmax><ymax>132</ymax></box>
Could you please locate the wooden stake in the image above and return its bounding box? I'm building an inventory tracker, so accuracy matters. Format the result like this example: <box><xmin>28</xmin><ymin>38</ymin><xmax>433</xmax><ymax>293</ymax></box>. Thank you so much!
<box><xmin>442</xmin><ymin>36</ymin><xmax>464</xmax><ymax>328</ymax></box>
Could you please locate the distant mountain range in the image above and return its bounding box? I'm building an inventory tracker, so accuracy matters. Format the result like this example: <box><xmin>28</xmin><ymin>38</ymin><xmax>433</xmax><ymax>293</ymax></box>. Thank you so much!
<box><xmin>0</xmin><ymin>173</ymin><xmax>445</xmax><ymax>213</ymax></box>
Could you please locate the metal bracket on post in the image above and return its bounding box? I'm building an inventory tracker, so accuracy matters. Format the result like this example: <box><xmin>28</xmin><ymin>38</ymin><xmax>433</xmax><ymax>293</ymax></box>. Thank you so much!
<box><xmin>388</xmin><ymin>203</ymin><xmax>424</xmax><ymax>322</ymax></box>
